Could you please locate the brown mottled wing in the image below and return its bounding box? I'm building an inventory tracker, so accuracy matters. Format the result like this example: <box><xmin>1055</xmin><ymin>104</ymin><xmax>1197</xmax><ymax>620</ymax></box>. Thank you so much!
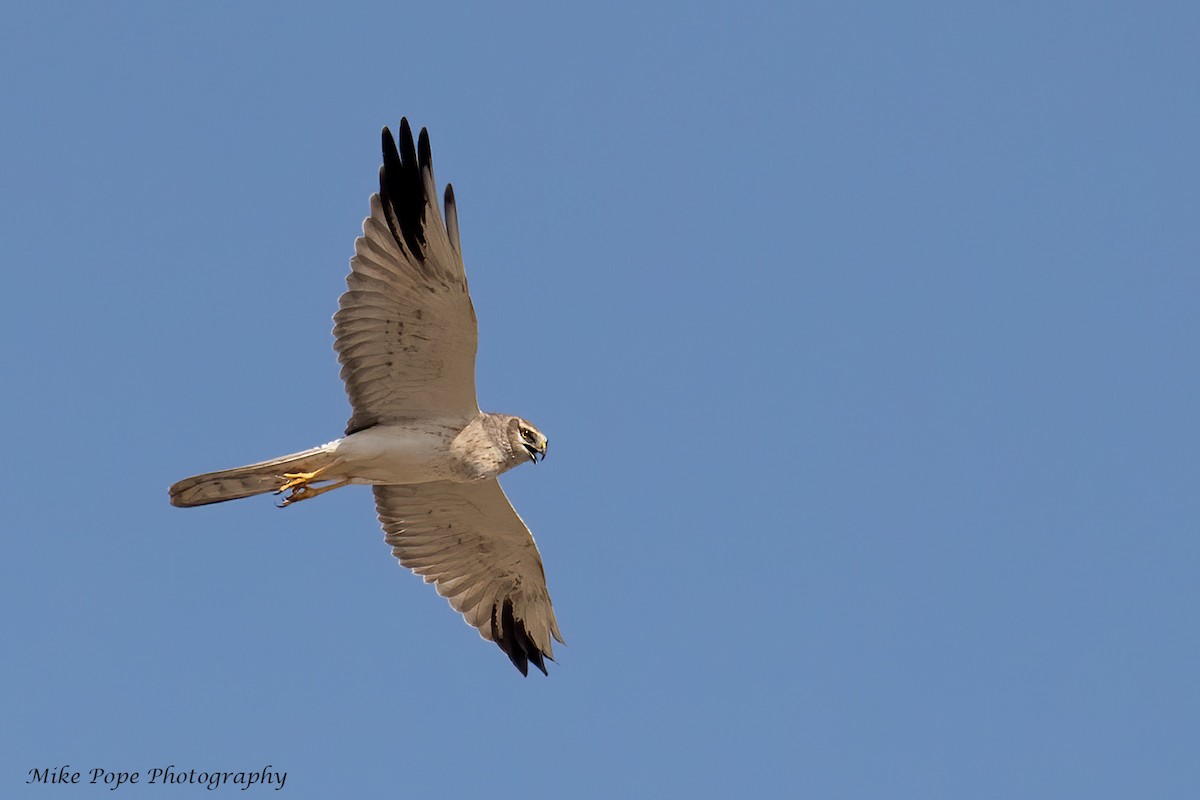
<box><xmin>374</xmin><ymin>481</ymin><xmax>564</xmax><ymax>676</ymax></box>
<box><xmin>334</xmin><ymin>119</ymin><xmax>478</xmax><ymax>434</ymax></box>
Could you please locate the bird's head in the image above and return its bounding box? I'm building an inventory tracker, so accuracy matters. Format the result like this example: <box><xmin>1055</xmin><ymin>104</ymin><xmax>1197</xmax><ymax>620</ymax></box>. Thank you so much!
<box><xmin>507</xmin><ymin>417</ymin><xmax>548</xmax><ymax>464</ymax></box>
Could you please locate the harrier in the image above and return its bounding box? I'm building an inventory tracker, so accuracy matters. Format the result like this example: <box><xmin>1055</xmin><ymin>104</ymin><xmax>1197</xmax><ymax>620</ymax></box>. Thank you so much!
<box><xmin>170</xmin><ymin>120</ymin><xmax>563</xmax><ymax>676</ymax></box>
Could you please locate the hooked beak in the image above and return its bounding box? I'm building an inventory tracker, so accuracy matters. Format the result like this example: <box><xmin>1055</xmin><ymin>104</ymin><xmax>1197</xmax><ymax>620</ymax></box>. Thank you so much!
<box><xmin>522</xmin><ymin>439</ymin><xmax>548</xmax><ymax>464</ymax></box>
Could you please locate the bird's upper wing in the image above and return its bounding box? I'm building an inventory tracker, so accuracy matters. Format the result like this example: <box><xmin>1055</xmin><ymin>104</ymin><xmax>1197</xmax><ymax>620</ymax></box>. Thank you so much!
<box><xmin>374</xmin><ymin>480</ymin><xmax>564</xmax><ymax>675</ymax></box>
<box><xmin>334</xmin><ymin>119</ymin><xmax>478</xmax><ymax>434</ymax></box>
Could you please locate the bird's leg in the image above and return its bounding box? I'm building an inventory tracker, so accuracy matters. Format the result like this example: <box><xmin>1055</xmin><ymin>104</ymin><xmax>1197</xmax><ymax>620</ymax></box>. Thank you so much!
<box><xmin>277</xmin><ymin>479</ymin><xmax>351</xmax><ymax>507</ymax></box>
<box><xmin>275</xmin><ymin>462</ymin><xmax>342</xmax><ymax>495</ymax></box>
<box><xmin>273</xmin><ymin>460</ymin><xmax>349</xmax><ymax>506</ymax></box>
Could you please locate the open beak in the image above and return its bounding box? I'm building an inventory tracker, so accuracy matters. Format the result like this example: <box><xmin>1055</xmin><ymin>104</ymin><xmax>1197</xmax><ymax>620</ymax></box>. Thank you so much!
<box><xmin>523</xmin><ymin>439</ymin><xmax>548</xmax><ymax>463</ymax></box>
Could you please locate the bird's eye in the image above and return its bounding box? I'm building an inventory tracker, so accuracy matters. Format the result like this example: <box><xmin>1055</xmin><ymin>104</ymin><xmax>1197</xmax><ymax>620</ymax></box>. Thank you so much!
<box><xmin>521</xmin><ymin>428</ymin><xmax>535</xmax><ymax>441</ymax></box>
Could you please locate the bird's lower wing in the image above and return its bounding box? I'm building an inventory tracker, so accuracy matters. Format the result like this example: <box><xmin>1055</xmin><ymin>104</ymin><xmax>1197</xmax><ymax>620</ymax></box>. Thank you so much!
<box><xmin>374</xmin><ymin>480</ymin><xmax>563</xmax><ymax>675</ymax></box>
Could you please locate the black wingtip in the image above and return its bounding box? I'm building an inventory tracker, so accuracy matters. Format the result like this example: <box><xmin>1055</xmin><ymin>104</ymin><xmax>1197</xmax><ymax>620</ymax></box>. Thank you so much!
<box><xmin>528</xmin><ymin>648</ymin><xmax>549</xmax><ymax>676</ymax></box>
<box><xmin>378</xmin><ymin>119</ymin><xmax>427</xmax><ymax>260</ymax></box>
<box><xmin>397</xmin><ymin>118</ymin><xmax>418</xmax><ymax>166</ymax></box>
<box><xmin>492</xmin><ymin>599</ymin><xmax>551</xmax><ymax>677</ymax></box>
<box><xmin>417</xmin><ymin>126</ymin><xmax>433</xmax><ymax>171</ymax></box>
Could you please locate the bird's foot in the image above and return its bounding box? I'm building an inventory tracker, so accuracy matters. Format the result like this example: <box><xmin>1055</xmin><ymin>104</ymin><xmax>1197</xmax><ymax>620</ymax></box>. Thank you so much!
<box><xmin>276</xmin><ymin>470</ymin><xmax>323</xmax><ymax>494</ymax></box>
<box><xmin>276</xmin><ymin>478</ymin><xmax>350</xmax><ymax>507</ymax></box>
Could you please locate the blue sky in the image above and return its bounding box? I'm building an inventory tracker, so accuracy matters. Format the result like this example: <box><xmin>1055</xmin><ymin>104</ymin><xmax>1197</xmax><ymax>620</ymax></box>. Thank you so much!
<box><xmin>3</xmin><ymin>2</ymin><xmax>1198</xmax><ymax>797</ymax></box>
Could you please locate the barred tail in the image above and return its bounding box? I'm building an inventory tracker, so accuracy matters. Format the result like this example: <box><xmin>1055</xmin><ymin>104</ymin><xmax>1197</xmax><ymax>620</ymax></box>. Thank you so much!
<box><xmin>169</xmin><ymin>444</ymin><xmax>338</xmax><ymax>507</ymax></box>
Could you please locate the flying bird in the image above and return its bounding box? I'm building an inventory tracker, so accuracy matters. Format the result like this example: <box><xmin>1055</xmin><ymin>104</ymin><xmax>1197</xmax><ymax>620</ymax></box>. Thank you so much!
<box><xmin>170</xmin><ymin>119</ymin><xmax>563</xmax><ymax>676</ymax></box>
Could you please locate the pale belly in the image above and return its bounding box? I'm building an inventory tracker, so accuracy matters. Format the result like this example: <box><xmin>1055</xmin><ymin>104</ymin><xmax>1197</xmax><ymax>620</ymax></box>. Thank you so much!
<box><xmin>329</xmin><ymin>423</ymin><xmax>463</xmax><ymax>485</ymax></box>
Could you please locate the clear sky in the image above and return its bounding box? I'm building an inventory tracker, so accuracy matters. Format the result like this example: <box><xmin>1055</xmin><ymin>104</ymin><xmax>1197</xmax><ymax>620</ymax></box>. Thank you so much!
<box><xmin>3</xmin><ymin>2</ymin><xmax>1198</xmax><ymax>797</ymax></box>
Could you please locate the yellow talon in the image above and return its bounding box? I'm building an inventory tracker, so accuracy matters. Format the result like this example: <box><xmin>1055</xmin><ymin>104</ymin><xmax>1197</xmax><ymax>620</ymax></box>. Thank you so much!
<box><xmin>277</xmin><ymin>478</ymin><xmax>351</xmax><ymax>507</ymax></box>
<box><xmin>276</xmin><ymin>470</ymin><xmax>322</xmax><ymax>494</ymax></box>
<box><xmin>273</xmin><ymin>462</ymin><xmax>348</xmax><ymax>506</ymax></box>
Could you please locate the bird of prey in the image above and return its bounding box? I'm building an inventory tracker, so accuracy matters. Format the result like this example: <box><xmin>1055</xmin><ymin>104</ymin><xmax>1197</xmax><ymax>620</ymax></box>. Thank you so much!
<box><xmin>169</xmin><ymin>119</ymin><xmax>563</xmax><ymax>676</ymax></box>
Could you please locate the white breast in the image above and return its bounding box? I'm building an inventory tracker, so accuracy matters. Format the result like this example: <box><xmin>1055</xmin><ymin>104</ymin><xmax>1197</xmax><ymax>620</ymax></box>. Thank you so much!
<box><xmin>332</xmin><ymin>423</ymin><xmax>460</xmax><ymax>485</ymax></box>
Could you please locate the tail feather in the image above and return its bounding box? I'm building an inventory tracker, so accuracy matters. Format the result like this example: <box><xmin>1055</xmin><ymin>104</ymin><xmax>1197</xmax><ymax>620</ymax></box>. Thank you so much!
<box><xmin>170</xmin><ymin>445</ymin><xmax>338</xmax><ymax>507</ymax></box>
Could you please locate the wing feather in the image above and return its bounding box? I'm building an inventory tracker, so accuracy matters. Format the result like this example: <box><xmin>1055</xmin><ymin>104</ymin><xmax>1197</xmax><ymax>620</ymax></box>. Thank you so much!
<box><xmin>374</xmin><ymin>481</ymin><xmax>564</xmax><ymax>676</ymax></box>
<box><xmin>334</xmin><ymin>119</ymin><xmax>479</xmax><ymax>434</ymax></box>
